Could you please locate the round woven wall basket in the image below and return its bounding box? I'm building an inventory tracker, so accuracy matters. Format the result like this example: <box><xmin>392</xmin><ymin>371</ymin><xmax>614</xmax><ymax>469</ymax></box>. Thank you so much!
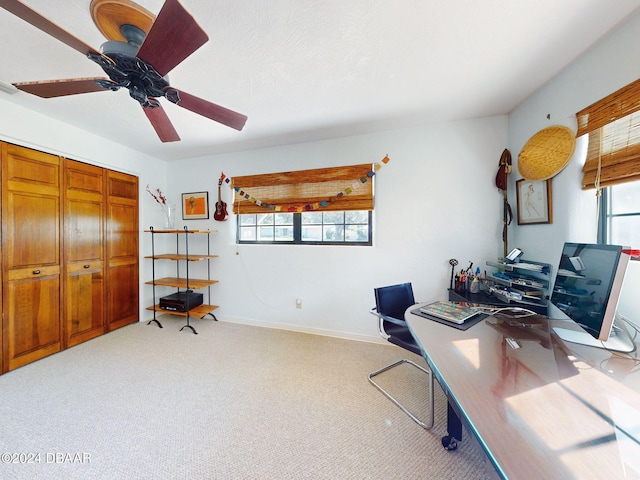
<box><xmin>517</xmin><ymin>125</ymin><xmax>576</xmax><ymax>181</ymax></box>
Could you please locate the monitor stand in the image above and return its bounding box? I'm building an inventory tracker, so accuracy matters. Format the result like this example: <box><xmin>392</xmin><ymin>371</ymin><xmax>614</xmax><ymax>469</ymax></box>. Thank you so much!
<box><xmin>552</xmin><ymin>316</ymin><xmax>636</xmax><ymax>353</ymax></box>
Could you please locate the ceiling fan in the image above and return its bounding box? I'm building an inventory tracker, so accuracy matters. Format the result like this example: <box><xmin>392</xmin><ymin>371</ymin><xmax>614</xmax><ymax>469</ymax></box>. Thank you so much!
<box><xmin>0</xmin><ymin>0</ymin><xmax>248</xmax><ymax>142</ymax></box>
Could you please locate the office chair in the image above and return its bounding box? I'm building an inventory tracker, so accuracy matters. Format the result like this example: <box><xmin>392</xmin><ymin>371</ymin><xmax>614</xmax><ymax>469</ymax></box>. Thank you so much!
<box><xmin>369</xmin><ymin>282</ymin><xmax>434</xmax><ymax>429</ymax></box>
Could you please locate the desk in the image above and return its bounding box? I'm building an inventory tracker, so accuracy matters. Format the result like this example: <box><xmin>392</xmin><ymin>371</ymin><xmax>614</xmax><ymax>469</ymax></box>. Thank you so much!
<box><xmin>406</xmin><ymin>305</ymin><xmax>640</xmax><ymax>479</ymax></box>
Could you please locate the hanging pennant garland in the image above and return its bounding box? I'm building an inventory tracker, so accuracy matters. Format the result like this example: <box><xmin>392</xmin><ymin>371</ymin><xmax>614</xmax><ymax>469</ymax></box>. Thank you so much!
<box><xmin>220</xmin><ymin>155</ymin><xmax>389</xmax><ymax>212</ymax></box>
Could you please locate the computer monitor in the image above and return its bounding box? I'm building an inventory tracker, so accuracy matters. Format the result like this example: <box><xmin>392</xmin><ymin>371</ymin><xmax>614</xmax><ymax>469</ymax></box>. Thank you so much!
<box><xmin>549</xmin><ymin>242</ymin><xmax>634</xmax><ymax>353</ymax></box>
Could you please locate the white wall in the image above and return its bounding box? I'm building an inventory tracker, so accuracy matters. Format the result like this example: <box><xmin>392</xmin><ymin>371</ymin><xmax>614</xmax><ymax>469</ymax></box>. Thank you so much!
<box><xmin>508</xmin><ymin>10</ymin><xmax>640</xmax><ymax>327</ymax></box>
<box><xmin>0</xmin><ymin>96</ymin><xmax>508</xmax><ymax>341</ymax></box>
<box><xmin>0</xmin><ymin>97</ymin><xmax>169</xmax><ymax>321</ymax></box>
<box><xmin>164</xmin><ymin>116</ymin><xmax>508</xmax><ymax>340</ymax></box>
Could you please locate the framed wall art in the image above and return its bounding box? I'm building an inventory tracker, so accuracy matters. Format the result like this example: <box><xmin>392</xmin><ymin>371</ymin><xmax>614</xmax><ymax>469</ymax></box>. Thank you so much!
<box><xmin>516</xmin><ymin>179</ymin><xmax>552</xmax><ymax>225</ymax></box>
<box><xmin>181</xmin><ymin>191</ymin><xmax>209</xmax><ymax>220</ymax></box>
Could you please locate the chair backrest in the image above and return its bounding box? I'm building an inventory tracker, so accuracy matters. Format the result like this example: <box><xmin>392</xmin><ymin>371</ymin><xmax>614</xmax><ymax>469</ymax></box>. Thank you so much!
<box><xmin>374</xmin><ymin>283</ymin><xmax>415</xmax><ymax>322</ymax></box>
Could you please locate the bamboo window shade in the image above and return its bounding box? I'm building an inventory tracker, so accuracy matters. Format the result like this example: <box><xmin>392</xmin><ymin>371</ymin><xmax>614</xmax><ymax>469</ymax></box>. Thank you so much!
<box><xmin>577</xmin><ymin>77</ymin><xmax>640</xmax><ymax>189</ymax></box>
<box><xmin>232</xmin><ymin>164</ymin><xmax>374</xmax><ymax>214</ymax></box>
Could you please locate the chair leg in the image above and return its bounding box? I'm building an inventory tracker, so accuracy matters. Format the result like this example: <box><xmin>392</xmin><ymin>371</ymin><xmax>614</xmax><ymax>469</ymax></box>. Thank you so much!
<box><xmin>368</xmin><ymin>359</ymin><xmax>434</xmax><ymax>429</ymax></box>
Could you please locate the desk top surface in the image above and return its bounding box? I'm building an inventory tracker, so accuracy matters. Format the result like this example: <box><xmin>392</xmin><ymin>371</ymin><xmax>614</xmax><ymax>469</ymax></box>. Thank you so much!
<box><xmin>406</xmin><ymin>305</ymin><xmax>640</xmax><ymax>480</ymax></box>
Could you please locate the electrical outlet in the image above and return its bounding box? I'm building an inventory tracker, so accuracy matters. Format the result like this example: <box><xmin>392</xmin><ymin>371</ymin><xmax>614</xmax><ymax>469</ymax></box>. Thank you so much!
<box><xmin>296</xmin><ymin>298</ymin><xmax>302</xmax><ymax>309</ymax></box>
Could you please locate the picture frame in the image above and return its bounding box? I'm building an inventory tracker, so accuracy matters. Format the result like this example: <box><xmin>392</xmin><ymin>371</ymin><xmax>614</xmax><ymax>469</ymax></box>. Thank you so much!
<box><xmin>181</xmin><ymin>191</ymin><xmax>209</xmax><ymax>220</ymax></box>
<box><xmin>516</xmin><ymin>179</ymin><xmax>552</xmax><ymax>225</ymax></box>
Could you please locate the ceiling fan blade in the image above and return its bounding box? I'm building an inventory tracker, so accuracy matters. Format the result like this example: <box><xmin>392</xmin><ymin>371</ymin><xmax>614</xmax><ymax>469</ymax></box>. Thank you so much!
<box><xmin>13</xmin><ymin>78</ymin><xmax>109</xmax><ymax>98</ymax></box>
<box><xmin>143</xmin><ymin>104</ymin><xmax>181</xmax><ymax>142</ymax></box>
<box><xmin>0</xmin><ymin>0</ymin><xmax>99</xmax><ymax>56</ymax></box>
<box><xmin>136</xmin><ymin>0</ymin><xmax>208</xmax><ymax>77</ymax></box>
<box><xmin>168</xmin><ymin>89</ymin><xmax>247</xmax><ymax>131</ymax></box>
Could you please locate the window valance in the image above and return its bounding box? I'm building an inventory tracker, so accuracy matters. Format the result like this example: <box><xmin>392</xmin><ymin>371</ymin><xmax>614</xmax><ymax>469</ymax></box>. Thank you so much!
<box><xmin>577</xmin><ymin>78</ymin><xmax>640</xmax><ymax>189</ymax></box>
<box><xmin>231</xmin><ymin>163</ymin><xmax>376</xmax><ymax>214</ymax></box>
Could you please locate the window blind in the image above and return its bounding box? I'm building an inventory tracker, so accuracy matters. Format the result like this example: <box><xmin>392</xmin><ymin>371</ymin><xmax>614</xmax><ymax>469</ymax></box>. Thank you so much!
<box><xmin>577</xmin><ymin>78</ymin><xmax>640</xmax><ymax>189</ymax></box>
<box><xmin>231</xmin><ymin>163</ymin><xmax>375</xmax><ymax>214</ymax></box>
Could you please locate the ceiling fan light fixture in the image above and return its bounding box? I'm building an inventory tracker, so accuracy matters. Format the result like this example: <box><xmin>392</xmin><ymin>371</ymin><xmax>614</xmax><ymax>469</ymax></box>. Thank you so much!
<box><xmin>120</xmin><ymin>24</ymin><xmax>146</xmax><ymax>48</ymax></box>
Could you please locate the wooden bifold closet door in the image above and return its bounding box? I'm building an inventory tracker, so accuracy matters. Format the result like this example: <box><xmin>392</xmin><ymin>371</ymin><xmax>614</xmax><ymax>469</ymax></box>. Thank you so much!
<box><xmin>1</xmin><ymin>144</ymin><xmax>63</xmax><ymax>371</ymax></box>
<box><xmin>106</xmin><ymin>170</ymin><xmax>139</xmax><ymax>331</ymax></box>
<box><xmin>1</xmin><ymin>143</ymin><xmax>139</xmax><ymax>374</ymax></box>
<box><xmin>64</xmin><ymin>159</ymin><xmax>106</xmax><ymax>347</ymax></box>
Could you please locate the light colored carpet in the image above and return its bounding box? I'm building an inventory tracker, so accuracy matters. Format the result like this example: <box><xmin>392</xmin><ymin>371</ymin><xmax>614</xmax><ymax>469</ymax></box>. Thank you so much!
<box><xmin>0</xmin><ymin>318</ymin><xmax>497</xmax><ymax>479</ymax></box>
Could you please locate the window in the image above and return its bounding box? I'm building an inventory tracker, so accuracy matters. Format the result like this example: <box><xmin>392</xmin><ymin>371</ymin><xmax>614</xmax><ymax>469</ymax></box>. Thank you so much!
<box><xmin>238</xmin><ymin>210</ymin><xmax>372</xmax><ymax>245</ymax></box>
<box><xmin>302</xmin><ymin>210</ymin><xmax>370</xmax><ymax>243</ymax></box>
<box><xmin>231</xmin><ymin>162</ymin><xmax>380</xmax><ymax>246</ymax></box>
<box><xmin>598</xmin><ymin>182</ymin><xmax>640</xmax><ymax>249</ymax></box>
<box><xmin>238</xmin><ymin>213</ymin><xmax>294</xmax><ymax>242</ymax></box>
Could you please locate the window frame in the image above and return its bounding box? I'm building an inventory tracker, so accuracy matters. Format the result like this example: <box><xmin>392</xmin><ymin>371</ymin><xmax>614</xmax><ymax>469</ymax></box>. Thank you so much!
<box><xmin>237</xmin><ymin>210</ymin><xmax>373</xmax><ymax>246</ymax></box>
<box><xmin>597</xmin><ymin>182</ymin><xmax>640</xmax><ymax>258</ymax></box>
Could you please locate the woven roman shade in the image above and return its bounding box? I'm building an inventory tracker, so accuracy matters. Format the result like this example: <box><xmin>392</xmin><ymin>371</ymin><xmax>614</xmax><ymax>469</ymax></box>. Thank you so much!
<box><xmin>232</xmin><ymin>163</ymin><xmax>374</xmax><ymax>214</ymax></box>
<box><xmin>577</xmin><ymin>78</ymin><xmax>640</xmax><ymax>189</ymax></box>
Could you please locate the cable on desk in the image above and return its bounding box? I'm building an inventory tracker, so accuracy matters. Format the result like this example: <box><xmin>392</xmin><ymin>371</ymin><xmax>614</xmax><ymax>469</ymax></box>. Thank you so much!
<box><xmin>472</xmin><ymin>305</ymin><xmax>540</xmax><ymax>319</ymax></box>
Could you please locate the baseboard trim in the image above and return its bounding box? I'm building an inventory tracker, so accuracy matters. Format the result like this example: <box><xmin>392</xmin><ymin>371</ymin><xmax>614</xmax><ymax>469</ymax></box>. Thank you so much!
<box><xmin>217</xmin><ymin>316</ymin><xmax>387</xmax><ymax>345</ymax></box>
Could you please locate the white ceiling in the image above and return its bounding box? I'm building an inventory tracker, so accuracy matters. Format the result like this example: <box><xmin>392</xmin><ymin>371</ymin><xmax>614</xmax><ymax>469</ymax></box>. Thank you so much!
<box><xmin>1</xmin><ymin>0</ymin><xmax>639</xmax><ymax>161</ymax></box>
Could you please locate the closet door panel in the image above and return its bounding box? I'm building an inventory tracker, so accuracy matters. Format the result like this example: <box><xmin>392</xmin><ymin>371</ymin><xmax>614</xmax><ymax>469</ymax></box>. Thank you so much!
<box><xmin>5</xmin><ymin>191</ymin><xmax>59</xmax><ymax>269</ymax></box>
<box><xmin>106</xmin><ymin>171</ymin><xmax>138</xmax><ymax>331</ymax></box>
<box><xmin>5</xmin><ymin>269</ymin><xmax>61</xmax><ymax>370</ymax></box>
<box><xmin>66</xmin><ymin>199</ymin><xmax>103</xmax><ymax>261</ymax></box>
<box><xmin>65</xmin><ymin>262</ymin><xmax>104</xmax><ymax>344</ymax></box>
<box><xmin>2</xmin><ymin>144</ymin><xmax>62</xmax><ymax>373</ymax></box>
<box><xmin>64</xmin><ymin>160</ymin><xmax>106</xmax><ymax>346</ymax></box>
<box><xmin>107</xmin><ymin>261</ymin><xmax>138</xmax><ymax>330</ymax></box>
<box><xmin>5</xmin><ymin>146</ymin><xmax>59</xmax><ymax>196</ymax></box>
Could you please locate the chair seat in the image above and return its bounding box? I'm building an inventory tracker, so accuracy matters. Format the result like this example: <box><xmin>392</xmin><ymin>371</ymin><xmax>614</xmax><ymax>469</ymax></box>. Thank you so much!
<box><xmin>387</xmin><ymin>331</ymin><xmax>423</xmax><ymax>357</ymax></box>
<box><xmin>386</xmin><ymin>323</ymin><xmax>422</xmax><ymax>356</ymax></box>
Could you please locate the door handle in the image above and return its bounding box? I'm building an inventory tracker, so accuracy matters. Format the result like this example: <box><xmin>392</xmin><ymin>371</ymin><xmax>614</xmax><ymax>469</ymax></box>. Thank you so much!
<box><xmin>32</xmin><ymin>270</ymin><xmax>40</xmax><ymax>275</ymax></box>
<box><xmin>84</xmin><ymin>264</ymin><xmax>91</xmax><ymax>269</ymax></box>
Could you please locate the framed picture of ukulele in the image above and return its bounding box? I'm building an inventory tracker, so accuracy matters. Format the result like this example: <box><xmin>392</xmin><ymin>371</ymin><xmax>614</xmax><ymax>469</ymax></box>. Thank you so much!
<box><xmin>181</xmin><ymin>191</ymin><xmax>209</xmax><ymax>220</ymax></box>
